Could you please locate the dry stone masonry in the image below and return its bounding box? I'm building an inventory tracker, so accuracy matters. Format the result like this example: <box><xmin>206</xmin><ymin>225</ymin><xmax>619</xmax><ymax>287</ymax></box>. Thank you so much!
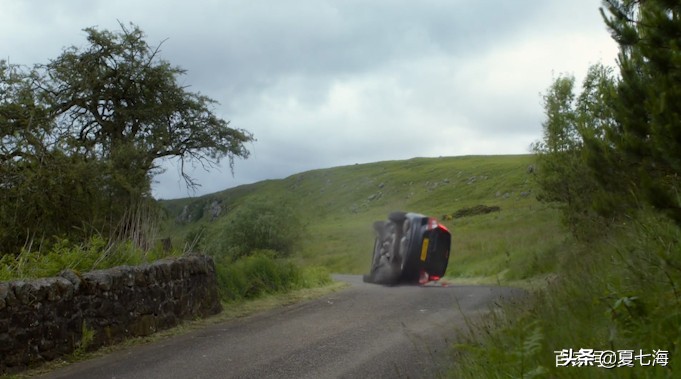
<box><xmin>0</xmin><ymin>255</ymin><xmax>222</xmax><ymax>375</ymax></box>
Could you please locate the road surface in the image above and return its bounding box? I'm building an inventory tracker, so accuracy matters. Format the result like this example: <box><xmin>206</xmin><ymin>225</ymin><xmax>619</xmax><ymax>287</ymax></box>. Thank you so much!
<box><xmin>39</xmin><ymin>275</ymin><xmax>525</xmax><ymax>379</ymax></box>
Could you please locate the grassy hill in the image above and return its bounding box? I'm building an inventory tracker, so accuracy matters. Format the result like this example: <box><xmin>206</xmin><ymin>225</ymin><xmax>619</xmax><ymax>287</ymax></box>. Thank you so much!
<box><xmin>160</xmin><ymin>155</ymin><xmax>567</xmax><ymax>284</ymax></box>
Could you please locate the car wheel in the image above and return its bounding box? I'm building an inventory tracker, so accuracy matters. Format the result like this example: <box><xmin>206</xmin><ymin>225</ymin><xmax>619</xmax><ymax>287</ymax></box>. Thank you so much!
<box><xmin>388</xmin><ymin>211</ymin><xmax>407</xmax><ymax>224</ymax></box>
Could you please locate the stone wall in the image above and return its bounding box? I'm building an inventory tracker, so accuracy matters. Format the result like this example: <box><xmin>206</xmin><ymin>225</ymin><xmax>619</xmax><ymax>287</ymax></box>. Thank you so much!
<box><xmin>0</xmin><ymin>255</ymin><xmax>222</xmax><ymax>375</ymax></box>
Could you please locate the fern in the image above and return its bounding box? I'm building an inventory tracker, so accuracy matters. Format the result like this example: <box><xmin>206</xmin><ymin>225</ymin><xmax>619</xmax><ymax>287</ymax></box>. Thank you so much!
<box><xmin>513</xmin><ymin>321</ymin><xmax>546</xmax><ymax>379</ymax></box>
<box><xmin>454</xmin><ymin>317</ymin><xmax>547</xmax><ymax>379</ymax></box>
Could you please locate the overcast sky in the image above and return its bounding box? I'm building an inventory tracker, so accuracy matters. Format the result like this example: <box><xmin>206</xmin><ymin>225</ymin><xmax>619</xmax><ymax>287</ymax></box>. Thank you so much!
<box><xmin>1</xmin><ymin>0</ymin><xmax>619</xmax><ymax>199</ymax></box>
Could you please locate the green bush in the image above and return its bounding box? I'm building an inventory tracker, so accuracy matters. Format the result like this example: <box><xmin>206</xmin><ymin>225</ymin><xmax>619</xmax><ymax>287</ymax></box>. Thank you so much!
<box><xmin>206</xmin><ymin>198</ymin><xmax>304</xmax><ymax>261</ymax></box>
<box><xmin>215</xmin><ymin>250</ymin><xmax>330</xmax><ymax>302</ymax></box>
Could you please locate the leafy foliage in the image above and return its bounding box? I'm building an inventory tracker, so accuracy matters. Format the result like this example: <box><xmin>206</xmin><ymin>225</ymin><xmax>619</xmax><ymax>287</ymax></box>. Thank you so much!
<box><xmin>0</xmin><ymin>23</ymin><xmax>253</xmax><ymax>255</ymax></box>
<box><xmin>458</xmin><ymin>1</ymin><xmax>681</xmax><ymax>377</ymax></box>
<box><xmin>596</xmin><ymin>0</ymin><xmax>681</xmax><ymax>223</ymax></box>
<box><xmin>205</xmin><ymin>199</ymin><xmax>304</xmax><ymax>261</ymax></box>
<box><xmin>531</xmin><ymin>65</ymin><xmax>619</xmax><ymax>239</ymax></box>
<box><xmin>42</xmin><ymin>23</ymin><xmax>253</xmax><ymax>192</ymax></box>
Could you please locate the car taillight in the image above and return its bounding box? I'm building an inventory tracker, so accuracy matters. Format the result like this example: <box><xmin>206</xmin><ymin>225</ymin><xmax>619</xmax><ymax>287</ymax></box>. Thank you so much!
<box><xmin>426</xmin><ymin>218</ymin><xmax>438</xmax><ymax>231</ymax></box>
<box><xmin>426</xmin><ymin>217</ymin><xmax>449</xmax><ymax>233</ymax></box>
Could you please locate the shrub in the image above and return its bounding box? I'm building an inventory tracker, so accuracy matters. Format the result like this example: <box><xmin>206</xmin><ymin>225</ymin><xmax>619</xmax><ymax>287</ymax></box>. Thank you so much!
<box><xmin>206</xmin><ymin>199</ymin><xmax>304</xmax><ymax>261</ymax></box>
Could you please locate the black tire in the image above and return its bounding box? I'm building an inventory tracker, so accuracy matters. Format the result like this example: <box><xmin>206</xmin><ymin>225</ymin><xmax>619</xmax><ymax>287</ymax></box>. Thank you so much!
<box><xmin>369</xmin><ymin>238</ymin><xmax>381</xmax><ymax>273</ymax></box>
<box><xmin>388</xmin><ymin>211</ymin><xmax>407</xmax><ymax>224</ymax></box>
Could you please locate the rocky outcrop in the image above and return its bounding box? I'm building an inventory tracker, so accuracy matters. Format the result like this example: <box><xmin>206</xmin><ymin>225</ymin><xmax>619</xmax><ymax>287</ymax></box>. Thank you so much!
<box><xmin>175</xmin><ymin>199</ymin><xmax>223</xmax><ymax>223</ymax></box>
<box><xmin>0</xmin><ymin>255</ymin><xmax>221</xmax><ymax>375</ymax></box>
<box><xmin>208</xmin><ymin>200</ymin><xmax>222</xmax><ymax>220</ymax></box>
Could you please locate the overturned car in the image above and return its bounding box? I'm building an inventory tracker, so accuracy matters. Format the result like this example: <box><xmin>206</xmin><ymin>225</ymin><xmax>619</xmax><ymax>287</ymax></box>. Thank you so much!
<box><xmin>363</xmin><ymin>211</ymin><xmax>451</xmax><ymax>285</ymax></box>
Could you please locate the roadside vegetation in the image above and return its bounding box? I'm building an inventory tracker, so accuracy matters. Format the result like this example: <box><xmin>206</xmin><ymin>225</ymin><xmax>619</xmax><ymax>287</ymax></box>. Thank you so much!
<box><xmin>452</xmin><ymin>1</ymin><xmax>681</xmax><ymax>377</ymax></box>
<box><xmin>0</xmin><ymin>23</ymin><xmax>326</xmax><ymax>304</ymax></box>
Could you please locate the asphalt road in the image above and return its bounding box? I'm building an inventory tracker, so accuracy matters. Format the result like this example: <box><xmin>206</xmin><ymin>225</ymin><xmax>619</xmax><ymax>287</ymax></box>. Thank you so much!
<box><xmin>39</xmin><ymin>275</ymin><xmax>525</xmax><ymax>379</ymax></box>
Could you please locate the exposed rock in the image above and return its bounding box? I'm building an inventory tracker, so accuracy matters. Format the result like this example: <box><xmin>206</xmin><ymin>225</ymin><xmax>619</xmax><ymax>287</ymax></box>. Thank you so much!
<box><xmin>367</xmin><ymin>192</ymin><xmax>383</xmax><ymax>201</ymax></box>
<box><xmin>209</xmin><ymin>200</ymin><xmax>222</xmax><ymax>220</ymax></box>
<box><xmin>176</xmin><ymin>205</ymin><xmax>191</xmax><ymax>224</ymax></box>
<box><xmin>59</xmin><ymin>269</ymin><xmax>82</xmax><ymax>292</ymax></box>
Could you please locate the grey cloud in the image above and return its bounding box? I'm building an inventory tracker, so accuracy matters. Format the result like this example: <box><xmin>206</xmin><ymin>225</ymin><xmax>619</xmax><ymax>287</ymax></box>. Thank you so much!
<box><xmin>0</xmin><ymin>0</ymin><xmax>618</xmax><ymax>199</ymax></box>
<box><xmin>154</xmin><ymin>1</ymin><xmax>550</xmax><ymax>104</ymax></box>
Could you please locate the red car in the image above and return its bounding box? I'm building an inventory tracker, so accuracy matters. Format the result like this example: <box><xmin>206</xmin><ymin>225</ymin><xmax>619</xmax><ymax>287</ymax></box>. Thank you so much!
<box><xmin>363</xmin><ymin>211</ymin><xmax>451</xmax><ymax>285</ymax></box>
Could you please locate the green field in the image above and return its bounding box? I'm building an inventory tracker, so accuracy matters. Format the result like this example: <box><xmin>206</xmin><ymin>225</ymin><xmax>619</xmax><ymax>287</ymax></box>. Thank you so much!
<box><xmin>160</xmin><ymin>154</ymin><xmax>566</xmax><ymax>284</ymax></box>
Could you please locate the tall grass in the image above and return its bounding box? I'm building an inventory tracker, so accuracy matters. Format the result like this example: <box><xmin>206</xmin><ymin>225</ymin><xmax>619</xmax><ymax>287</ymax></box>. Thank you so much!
<box><xmin>445</xmin><ymin>202</ymin><xmax>564</xmax><ymax>283</ymax></box>
<box><xmin>451</xmin><ymin>211</ymin><xmax>680</xmax><ymax>378</ymax></box>
<box><xmin>214</xmin><ymin>250</ymin><xmax>331</xmax><ymax>303</ymax></box>
<box><xmin>0</xmin><ymin>201</ymin><xmax>177</xmax><ymax>281</ymax></box>
<box><xmin>0</xmin><ymin>236</ymin><xmax>179</xmax><ymax>282</ymax></box>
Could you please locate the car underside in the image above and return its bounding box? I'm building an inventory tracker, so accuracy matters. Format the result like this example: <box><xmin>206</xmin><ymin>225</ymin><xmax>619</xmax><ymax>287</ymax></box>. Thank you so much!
<box><xmin>363</xmin><ymin>211</ymin><xmax>451</xmax><ymax>285</ymax></box>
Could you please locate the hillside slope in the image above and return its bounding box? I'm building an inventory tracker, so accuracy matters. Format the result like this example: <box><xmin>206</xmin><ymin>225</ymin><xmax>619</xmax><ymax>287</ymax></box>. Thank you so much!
<box><xmin>160</xmin><ymin>155</ymin><xmax>565</xmax><ymax>282</ymax></box>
